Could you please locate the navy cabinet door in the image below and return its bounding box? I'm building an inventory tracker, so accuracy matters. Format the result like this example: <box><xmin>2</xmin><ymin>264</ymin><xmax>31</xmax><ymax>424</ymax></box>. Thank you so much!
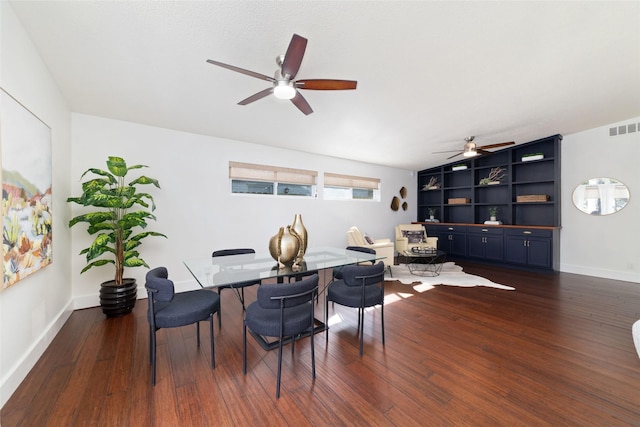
<box><xmin>505</xmin><ymin>236</ymin><xmax>527</xmax><ymax>265</ymax></box>
<box><xmin>527</xmin><ymin>238</ymin><xmax>552</xmax><ymax>269</ymax></box>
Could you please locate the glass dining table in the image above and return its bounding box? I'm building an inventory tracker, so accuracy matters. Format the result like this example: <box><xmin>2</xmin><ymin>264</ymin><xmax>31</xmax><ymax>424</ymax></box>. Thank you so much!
<box><xmin>183</xmin><ymin>246</ymin><xmax>382</xmax><ymax>350</ymax></box>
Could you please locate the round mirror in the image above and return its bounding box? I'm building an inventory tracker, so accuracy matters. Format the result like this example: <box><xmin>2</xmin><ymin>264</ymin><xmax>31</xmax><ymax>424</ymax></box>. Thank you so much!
<box><xmin>572</xmin><ymin>177</ymin><xmax>630</xmax><ymax>215</ymax></box>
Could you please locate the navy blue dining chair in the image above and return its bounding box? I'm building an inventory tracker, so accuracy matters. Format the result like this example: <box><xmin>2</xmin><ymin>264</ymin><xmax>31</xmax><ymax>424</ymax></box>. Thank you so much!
<box><xmin>212</xmin><ymin>248</ymin><xmax>261</xmax><ymax>328</ymax></box>
<box><xmin>243</xmin><ymin>274</ymin><xmax>319</xmax><ymax>398</ymax></box>
<box><xmin>325</xmin><ymin>261</ymin><xmax>386</xmax><ymax>356</ymax></box>
<box><xmin>145</xmin><ymin>266</ymin><xmax>220</xmax><ymax>385</ymax></box>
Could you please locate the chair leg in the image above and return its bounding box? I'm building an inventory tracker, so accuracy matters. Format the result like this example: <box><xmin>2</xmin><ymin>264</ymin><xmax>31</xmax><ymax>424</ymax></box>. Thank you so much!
<box><xmin>381</xmin><ymin>304</ymin><xmax>385</xmax><ymax>346</ymax></box>
<box><xmin>291</xmin><ymin>335</ymin><xmax>296</xmax><ymax>354</ymax></box>
<box><xmin>311</xmin><ymin>326</ymin><xmax>316</xmax><ymax>379</ymax></box>
<box><xmin>276</xmin><ymin>332</ymin><xmax>284</xmax><ymax>398</ymax></box>
<box><xmin>242</xmin><ymin>320</ymin><xmax>247</xmax><ymax>375</ymax></box>
<box><xmin>217</xmin><ymin>288</ymin><xmax>223</xmax><ymax>328</ymax></box>
<box><xmin>196</xmin><ymin>321</ymin><xmax>201</xmax><ymax>347</ymax></box>
<box><xmin>209</xmin><ymin>314</ymin><xmax>215</xmax><ymax>369</ymax></box>
<box><xmin>359</xmin><ymin>308</ymin><xmax>365</xmax><ymax>357</ymax></box>
<box><xmin>150</xmin><ymin>327</ymin><xmax>157</xmax><ymax>386</ymax></box>
<box><xmin>325</xmin><ymin>296</ymin><xmax>330</xmax><ymax>342</ymax></box>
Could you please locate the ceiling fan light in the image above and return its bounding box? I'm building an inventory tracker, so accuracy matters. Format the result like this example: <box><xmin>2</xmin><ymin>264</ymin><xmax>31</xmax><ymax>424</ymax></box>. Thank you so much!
<box><xmin>463</xmin><ymin>141</ymin><xmax>477</xmax><ymax>157</ymax></box>
<box><xmin>273</xmin><ymin>81</ymin><xmax>296</xmax><ymax>100</ymax></box>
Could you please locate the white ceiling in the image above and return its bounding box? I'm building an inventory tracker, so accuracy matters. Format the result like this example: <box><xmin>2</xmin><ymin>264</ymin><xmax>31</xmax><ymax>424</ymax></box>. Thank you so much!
<box><xmin>9</xmin><ymin>1</ymin><xmax>640</xmax><ymax>171</ymax></box>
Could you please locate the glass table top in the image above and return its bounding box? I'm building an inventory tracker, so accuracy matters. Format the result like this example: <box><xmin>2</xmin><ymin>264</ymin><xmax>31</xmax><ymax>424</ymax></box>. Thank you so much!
<box><xmin>184</xmin><ymin>246</ymin><xmax>381</xmax><ymax>288</ymax></box>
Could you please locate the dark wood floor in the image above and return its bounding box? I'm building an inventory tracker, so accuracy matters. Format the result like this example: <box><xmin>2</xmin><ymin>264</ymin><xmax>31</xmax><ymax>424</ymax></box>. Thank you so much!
<box><xmin>2</xmin><ymin>261</ymin><xmax>640</xmax><ymax>426</ymax></box>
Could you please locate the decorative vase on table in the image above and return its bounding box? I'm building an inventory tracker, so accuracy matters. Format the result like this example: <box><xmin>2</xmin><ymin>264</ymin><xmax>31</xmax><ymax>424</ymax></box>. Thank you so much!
<box><xmin>291</xmin><ymin>214</ymin><xmax>308</xmax><ymax>259</ymax></box>
<box><xmin>269</xmin><ymin>226</ymin><xmax>301</xmax><ymax>267</ymax></box>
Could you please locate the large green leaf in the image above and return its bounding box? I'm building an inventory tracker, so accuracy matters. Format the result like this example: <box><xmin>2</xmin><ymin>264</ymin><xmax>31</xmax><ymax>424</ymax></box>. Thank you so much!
<box><xmin>80</xmin><ymin>259</ymin><xmax>114</xmax><ymax>274</ymax></box>
<box><xmin>129</xmin><ymin>176</ymin><xmax>160</xmax><ymax>188</ymax></box>
<box><xmin>123</xmin><ymin>257</ymin><xmax>149</xmax><ymax>268</ymax></box>
<box><xmin>107</xmin><ymin>156</ymin><xmax>128</xmax><ymax>177</ymax></box>
<box><xmin>68</xmin><ymin>211</ymin><xmax>115</xmax><ymax>228</ymax></box>
<box><xmin>86</xmin><ymin>233</ymin><xmax>113</xmax><ymax>261</ymax></box>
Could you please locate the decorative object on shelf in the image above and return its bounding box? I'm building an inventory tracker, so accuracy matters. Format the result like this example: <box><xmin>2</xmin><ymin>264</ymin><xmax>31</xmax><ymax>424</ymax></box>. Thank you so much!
<box><xmin>451</xmin><ymin>164</ymin><xmax>468</xmax><ymax>171</ymax></box>
<box><xmin>67</xmin><ymin>156</ymin><xmax>167</xmax><ymax>317</ymax></box>
<box><xmin>448</xmin><ymin>198</ymin><xmax>470</xmax><ymax>204</ymax></box>
<box><xmin>269</xmin><ymin>225</ymin><xmax>302</xmax><ymax>268</ymax></box>
<box><xmin>390</xmin><ymin>196</ymin><xmax>400</xmax><ymax>211</ymax></box>
<box><xmin>291</xmin><ymin>213</ymin><xmax>308</xmax><ymax>258</ymax></box>
<box><xmin>479</xmin><ymin>167</ymin><xmax>506</xmax><ymax>185</ymax></box>
<box><xmin>517</xmin><ymin>194</ymin><xmax>550</xmax><ymax>202</ymax></box>
<box><xmin>488</xmin><ymin>206</ymin><xmax>499</xmax><ymax>221</ymax></box>
<box><xmin>522</xmin><ymin>153</ymin><xmax>544</xmax><ymax>162</ymax></box>
<box><xmin>399</xmin><ymin>186</ymin><xmax>407</xmax><ymax>198</ymax></box>
<box><xmin>422</xmin><ymin>176</ymin><xmax>440</xmax><ymax>190</ymax></box>
<box><xmin>428</xmin><ymin>207</ymin><xmax>437</xmax><ymax>220</ymax></box>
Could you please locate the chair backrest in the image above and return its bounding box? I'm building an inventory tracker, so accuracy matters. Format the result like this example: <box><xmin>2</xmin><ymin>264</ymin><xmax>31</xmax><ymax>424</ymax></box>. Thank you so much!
<box><xmin>346</xmin><ymin>246</ymin><xmax>376</xmax><ymax>255</ymax></box>
<box><xmin>257</xmin><ymin>274</ymin><xmax>319</xmax><ymax>309</ymax></box>
<box><xmin>212</xmin><ymin>248</ymin><xmax>255</xmax><ymax>257</ymax></box>
<box><xmin>346</xmin><ymin>246</ymin><xmax>376</xmax><ymax>265</ymax></box>
<box><xmin>395</xmin><ymin>223</ymin><xmax>427</xmax><ymax>242</ymax></box>
<box><xmin>346</xmin><ymin>226</ymin><xmax>367</xmax><ymax>246</ymax></box>
<box><xmin>340</xmin><ymin>261</ymin><xmax>385</xmax><ymax>287</ymax></box>
<box><xmin>145</xmin><ymin>267</ymin><xmax>174</xmax><ymax>302</ymax></box>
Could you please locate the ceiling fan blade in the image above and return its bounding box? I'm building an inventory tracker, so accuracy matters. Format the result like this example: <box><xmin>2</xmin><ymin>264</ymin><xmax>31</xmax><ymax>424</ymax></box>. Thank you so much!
<box><xmin>238</xmin><ymin>88</ymin><xmax>273</xmax><ymax>105</ymax></box>
<box><xmin>281</xmin><ymin>34</ymin><xmax>307</xmax><ymax>79</ymax></box>
<box><xmin>447</xmin><ymin>152</ymin><xmax>463</xmax><ymax>160</ymax></box>
<box><xmin>296</xmin><ymin>79</ymin><xmax>358</xmax><ymax>90</ymax></box>
<box><xmin>476</xmin><ymin>149</ymin><xmax>493</xmax><ymax>156</ymax></box>
<box><xmin>478</xmin><ymin>141</ymin><xmax>515</xmax><ymax>150</ymax></box>
<box><xmin>433</xmin><ymin>149</ymin><xmax>464</xmax><ymax>154</ymax></box>
<box><xmin>206</xmin><ymin>59</ymin><xmax>275</xmax><ymax>83</ymax></box>
<box><xmin>290</xmin><ymin>91</ymin><xmax>313</xmax><ymax>115</ymax></box>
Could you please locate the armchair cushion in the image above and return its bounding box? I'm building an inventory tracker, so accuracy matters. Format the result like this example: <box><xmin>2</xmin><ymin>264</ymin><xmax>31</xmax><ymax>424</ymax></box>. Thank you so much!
<box><xmin>401</xmin><ymin>230</ymin><xmax>424</xmax><ymax>244</ymax></box>
<box><xmin>395</xmin><ymin>224</ymin><xmax>438</xmax><ymax>255</ymax></box>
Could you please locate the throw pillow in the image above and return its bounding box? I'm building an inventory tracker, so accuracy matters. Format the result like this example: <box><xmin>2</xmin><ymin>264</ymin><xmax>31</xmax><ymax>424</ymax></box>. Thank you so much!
<box><xmin>402</xmin><ymin>230</ymin><xmax>423</xmax><ymax>243</ymax></box>
<box><xmin>364</xmin><ymin>234</ymin><xmax>375</xmax><ymax>245</ymax></box>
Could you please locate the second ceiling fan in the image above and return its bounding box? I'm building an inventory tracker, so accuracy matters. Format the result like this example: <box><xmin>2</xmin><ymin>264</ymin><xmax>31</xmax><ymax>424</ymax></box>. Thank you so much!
<box><xmin>434</xmin><ymin>136</ymin><xmax>515</xmax><ymax>160</ymax></box>
<box><xmin>206</xmin><ymin>34</ymin><xmax>357</xmax><ymax>115</ymax></box>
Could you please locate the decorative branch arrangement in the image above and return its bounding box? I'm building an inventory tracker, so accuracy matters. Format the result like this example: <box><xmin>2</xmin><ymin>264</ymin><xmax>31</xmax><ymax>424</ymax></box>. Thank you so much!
<box><xmin>422</xmin><ymin>176</ymin><xmax>440</xmax><ymax>190</ymax></box>
<box><xmin>479</xmin><ymin>167</ymin><xmax>506</xmax><ymax>185</ymax></box>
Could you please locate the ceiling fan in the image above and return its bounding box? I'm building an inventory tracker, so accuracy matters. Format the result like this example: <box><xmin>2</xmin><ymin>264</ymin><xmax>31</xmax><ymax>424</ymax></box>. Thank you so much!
<box><xmin>434</xmin><ymin>136</ymin><xmax>515</xmax><ymax>160</ymax></box>
<box><xmin>206</xmin><ymin>34</ymin><xmax>357</xmax><ymax>115</ymax></box>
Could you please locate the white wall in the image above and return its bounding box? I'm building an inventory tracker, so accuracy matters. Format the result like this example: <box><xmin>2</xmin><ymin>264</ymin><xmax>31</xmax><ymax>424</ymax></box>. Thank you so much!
<box><xmin>70</xmin><ymin>113</ymin><xmax>417</xmax><ymax>306</ymax></box>
<box><xmin>561</xmin><ymin>117</ymin><xmax>640</xmax><ymax>282</ymax></box>
<box><xmin>0</xmin><ymin>2</ymin><xmax>73</xmax><ymax>407</ymax></box>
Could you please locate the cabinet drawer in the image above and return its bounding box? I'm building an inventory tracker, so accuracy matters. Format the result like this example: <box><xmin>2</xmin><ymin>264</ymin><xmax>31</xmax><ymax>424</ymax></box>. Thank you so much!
<box><xmin>506</xmin><ymin>228</ymin><xmax>552</xmax><ymax>238</ymax></box>
<box><xmin>468</xmin><ymin>227</ymin><xmax>504</xmax><ymax>236</ymax></box>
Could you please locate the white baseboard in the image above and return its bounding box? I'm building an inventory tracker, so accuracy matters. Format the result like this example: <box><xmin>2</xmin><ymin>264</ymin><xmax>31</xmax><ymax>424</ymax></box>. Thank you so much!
<box><xmin>560</xmin><ymin>263</ymin><xmax>640</xmax><ymax>284</ymax></box>
<box><xmin>0</xmin><ymin>299</ymin><xmax>74</xmax><ymax>408</ymax></box>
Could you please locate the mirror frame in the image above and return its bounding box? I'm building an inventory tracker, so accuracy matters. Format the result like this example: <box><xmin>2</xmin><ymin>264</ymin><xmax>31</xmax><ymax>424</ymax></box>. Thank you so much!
<box><xmin>572</xmin><ymin>177</ymin><xmax>630</xmax><ymax>216</ymax></box>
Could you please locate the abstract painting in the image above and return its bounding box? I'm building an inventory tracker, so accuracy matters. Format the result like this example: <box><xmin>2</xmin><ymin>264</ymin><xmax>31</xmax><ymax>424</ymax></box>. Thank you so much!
<box><xmin>1</xmin><ymin>88</ymin><xmax>52</xmax><ymax>289</ymax></box>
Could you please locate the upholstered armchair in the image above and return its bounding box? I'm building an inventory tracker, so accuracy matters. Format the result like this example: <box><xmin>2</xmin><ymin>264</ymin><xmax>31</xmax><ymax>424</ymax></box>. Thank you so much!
<box><xmin>395</xmin><ymin>224</ymin><xmax>438</xmax><ymax>254</ymax></box>
<box><xmin>346</xmin><ymin>226</ymin><xmax>394</xmax><ymax>270</ymax></box>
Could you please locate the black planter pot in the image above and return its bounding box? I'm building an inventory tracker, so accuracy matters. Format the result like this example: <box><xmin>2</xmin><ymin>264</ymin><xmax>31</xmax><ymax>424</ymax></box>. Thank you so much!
<box><xmin>99</xmin><ymin>278</ymin><xmax>137</xmax><ymax>317</ymax></box>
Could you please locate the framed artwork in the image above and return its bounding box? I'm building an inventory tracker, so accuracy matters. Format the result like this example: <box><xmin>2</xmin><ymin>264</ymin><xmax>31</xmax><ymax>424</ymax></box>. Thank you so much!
<box><xmin>1</xmin><ymin>88</ymin><xmax>53</xmax><ymax>289</ymax></box>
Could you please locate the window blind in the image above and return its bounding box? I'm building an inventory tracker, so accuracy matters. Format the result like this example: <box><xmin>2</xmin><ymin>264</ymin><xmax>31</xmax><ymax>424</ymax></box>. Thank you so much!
<box><xmin>324</xmin><ymin>172</ymin><xmax>380</xmax><ymax>189</ymax></box>
<box><xmin>229</xmin><ymin>162</ymin><xmax>317</xmax><ymax>185</ymax></box>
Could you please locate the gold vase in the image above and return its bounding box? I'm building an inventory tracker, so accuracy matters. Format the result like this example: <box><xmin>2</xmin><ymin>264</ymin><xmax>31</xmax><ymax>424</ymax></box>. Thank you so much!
<box><xmin>291</xmin><ymin>214</ymin><xmax>308</xmax><ymax>258</ymax></box>
<box><xmin>268</xmin><ymin>226</ymin><xmax>300</xmax><ymax>266</ymax></box>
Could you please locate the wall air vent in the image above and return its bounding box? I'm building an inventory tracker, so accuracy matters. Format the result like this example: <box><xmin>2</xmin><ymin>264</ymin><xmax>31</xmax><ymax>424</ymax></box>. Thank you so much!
<box><xmin>609</xmin><ymin>122</ymin><xmax>638</xmax><ymax>137</ymax></box>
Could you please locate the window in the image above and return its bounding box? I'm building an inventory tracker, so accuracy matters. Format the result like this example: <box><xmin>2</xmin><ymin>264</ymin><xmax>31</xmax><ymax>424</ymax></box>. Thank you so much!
<box><xmin>229</xmin><ymin>162</ymin><xmax>316</xmax><ymax>197</ymax></box>
<box><xmin>324</xmin><ymin>173</ymin><xmax>380</xmax><ymax>201</ymax></box>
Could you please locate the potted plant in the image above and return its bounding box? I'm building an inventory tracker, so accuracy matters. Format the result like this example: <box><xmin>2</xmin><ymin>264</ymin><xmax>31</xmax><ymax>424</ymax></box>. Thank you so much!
<box><xmin>67</xmin><ymin>156</ymin><xmax>167</xmax><ymax>317</ymax></box>
<box><xmin>428</xmin><ymin>207</ymin><xmax>437</xmax><ymax>220</ymax></box>
<box><xmin>488</xmin><ymin>206</ymin><xmax>499</xmax><ymax>221</ymax></box>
